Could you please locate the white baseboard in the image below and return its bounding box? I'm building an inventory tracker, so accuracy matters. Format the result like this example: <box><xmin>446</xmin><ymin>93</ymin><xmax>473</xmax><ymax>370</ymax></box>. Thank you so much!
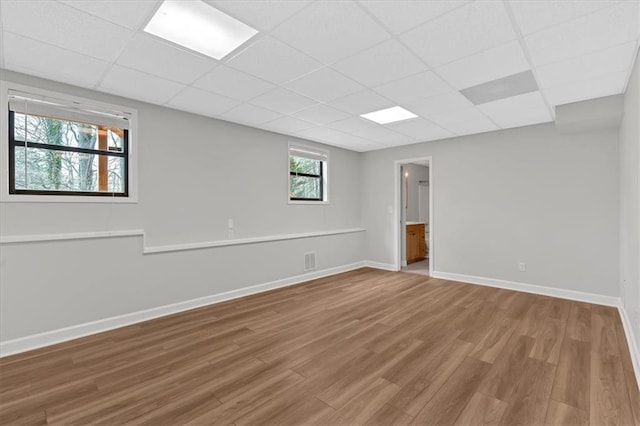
<box><xmin>618</xmin><ymin>305</ymin><xmax>640</xmax><ymax>391</ymax></box>
<box><xmin>363</xmin><ymin>261</ymin><xmax>398</xmax><ymax>271</ymax></box>
<box><xmin>0</xmin><ymin>261</ymin><xmax>366</xmax><ymax>357</ymax></box>
<box><xmin>430</xmin><ymin>271</ymin><xmax>620</xmax><ymax>307</ymax></box>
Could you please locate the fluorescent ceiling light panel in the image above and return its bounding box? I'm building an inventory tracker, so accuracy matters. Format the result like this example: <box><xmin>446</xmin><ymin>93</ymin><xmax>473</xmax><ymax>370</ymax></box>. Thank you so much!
<box><xmin>361</xmin><ymin>106</ymin><xmax>417</xmax><ymax>124</ymax></box>
<box><xmin>144</xmin><ymin>0</ymin><xmax>258</xmax><ymax>60</ymax></box>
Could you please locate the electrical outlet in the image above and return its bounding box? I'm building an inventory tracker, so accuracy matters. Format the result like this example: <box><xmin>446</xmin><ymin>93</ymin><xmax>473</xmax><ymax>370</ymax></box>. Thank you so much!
<box><xmin>227</xmin><ymin>218</ymin><xmax>234</xmax><ymax>239</ymax></box>
<box><xmin>518</xmin><ymin>262</ymin><xmax>526</xmax><ymax>272</ymax></box>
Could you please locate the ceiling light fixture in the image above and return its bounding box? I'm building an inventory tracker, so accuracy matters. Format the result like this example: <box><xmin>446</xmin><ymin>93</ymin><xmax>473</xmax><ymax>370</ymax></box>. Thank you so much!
<box><xmin>360</xmin><ymin>106</ymin><xmax>418</xmax><ymax>124</ymax></box>
<box><xmin>144</xmin><ymin>0</ymin><xmax>258</xmax><ymax>60</ymax></box>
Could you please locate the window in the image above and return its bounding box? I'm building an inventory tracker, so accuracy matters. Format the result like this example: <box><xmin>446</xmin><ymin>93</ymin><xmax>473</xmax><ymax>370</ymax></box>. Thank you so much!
<box><xmin>289</xmin><ymin>145</ymin><xmax>328</xmax><ymax>203</ymax></box>
<box><xmin>3</xmin><ymin>86</ymin><xmax>136</xmax><ymax>200</ymax></box>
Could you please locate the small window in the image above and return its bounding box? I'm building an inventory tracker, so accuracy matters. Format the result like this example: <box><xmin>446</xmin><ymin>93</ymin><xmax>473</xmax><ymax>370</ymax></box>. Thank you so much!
<box><xmin>289</xmin><ymin>145</ymin><xmax>328</xmax><ymax>203</ymax></box>
<box><xmin>7</xmin><ymin>89</ymin><xmax>133</xmax><ymax>198</ymax></box>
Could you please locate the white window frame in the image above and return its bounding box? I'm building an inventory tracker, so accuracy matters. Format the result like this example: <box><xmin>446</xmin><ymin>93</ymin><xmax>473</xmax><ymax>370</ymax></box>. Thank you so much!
<box><xmin>0</xmin><ymin>81</ymin><xmax>138</xmax><ymax>203</ymax></box>
<box><xmin>288</xmin><ymin>143</ymin><xmax>329</xmax><ymax>205</ymax></box>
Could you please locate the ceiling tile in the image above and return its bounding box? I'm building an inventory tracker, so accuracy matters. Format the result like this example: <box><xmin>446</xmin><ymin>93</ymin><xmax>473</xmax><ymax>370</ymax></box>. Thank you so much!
<box><xmin>226</xmin><ymin>36</ymin><xmax>321</xmax><ymax>84</ymax></box>
<box><xmin>509</xmin><ymin>0</ymin><xmax>617</xmax><ymax>36</ymax></box>
<box><xmin>3</xmin><ymin>31</ymin><xmax>110</xmax><ymax>88</ymax></box>
<box><xmin>2</xmin><ymin>0</ymin><xmax>133</xmax><ymax>62</ymax></box>
<box><xmin>386</xmin><ymin>118</ymin><xmax>454</xmax><ymax>141</ymax></box>
<box><xmin>263</xmin><ymin>116</ymin><xmax>315</xmax><ymax>133</ymax></box>
<box><xmin>285</xmin><ymin>67</ymin><xmax>363</xmax><ymax>102</ymax></box>
<box><xmin>116</xmin><ymin>33</ymin><xmax>216</xmax><ymax>85</ymax></box>
<box><xmin>168</xmin><ymin>87</ymin><xmax>239</xmax><ymax>117</ymax></box>
<box><xmin>400</xmin><ymin>1</ymin><xmax>516</xmax><ymax>67</ymax></box>
<box><xmin>428</xmin><ymin>107</ymin><xmax>499</xmax><ymax>135</ymax></box>
<box><xmin>374</xmin><ymin>71</ymin><xmax>451</xmax><ymax>104</ymax></box>
<box><xmin>208</xmin><ymin>0</ymin><xmax>311</xmax><ymax>31</ymax></box>
<box><xmin>543</xmin><ymin>71</ymin><xmax>628</xmax><ymax>106</ymax></box>
<box><xmin>405</xmin><ymin>91</ymin><xmax>473</xmax><ymax>117</ymax></box>
<box><xmin>328</xmin><ymin>115</ymin><xmax>384</xmax><ymax>134</ymax></box>
<box><xmin>313</xmin><ymin>131</ymin><xmax>384</xmax><ymax>151</ymax></box>
<box><xmin>328</xmin><ymin>116</ymin><xmax>410</xmax><ymax>145</ymax></box>
<box><xmin>271</xmin><ymin>1</ymin><xmax>389</xmax><ymax>63</ymax></box>
<box><xmin>524</xmin><ymin>1</ymin><xmax>639</xmax><ymax>67</ymax></box>
<box><xmin>445</xmin><ymin>119</ymin><xmax>500</xmax><ymax>136</ymax></box>
<box><xmin>219</xmin><ymin>103</ymin><xmax>282</xmax><ymax>126</ymax></box>
<box><xmin>436</xmin><ymin>41</ymin><xmax>530</xmax><ymax>90</ymax></box>
<box><xmin>370</xmin><ymin>130</ymin><xmax>417</xmax><ymax>146</ymax></box>
<box><xmin>193</xmin><ymin>64</ymin><xmax>274</xmax><ymax>101</ymax></box>
<box><xmin>329</xmin><ymin>90</ymin><xmax>394</xmax><ymax>115</ymax></box>
<box><xmin>360</xmin><ymin>0</ymin><xmax>469</xmax><ymax>34</ymax></box>
<box><xmin>249</xmin><ymin>88</ymin><xmax>317</xmax><ymax>114</ymax></box>
<box><xmin>333</xmin><ymin>39</ymin><xmax>427</xmax><ymax>87</ymax></box>
<box><xmin>99</xmin><ymin>65</ymin><xmax>185</xmax><ymax>105</ymax></box>
<box><xmin>291</xmin><ymin>104</ymin><xmax>350</xmax><ymax>125</ymax></box>
<box><xmin>535</xmin><ymin>42</ymin><xmax>637</xmax><ymax>89</ymax></box>
<box><xmin>59</xmin><ymin>0</ymin><xmax>160</xmax><ymax>30</ymax></box>
<box><xmin>293</xmin><ymin>126</ymin><xmax>350</xmax><ymax>143</ymax></box>
<box><xmin>478</xmin><ymin>91</ymin><xmax>552</xmax><ymax>129</ymax></box>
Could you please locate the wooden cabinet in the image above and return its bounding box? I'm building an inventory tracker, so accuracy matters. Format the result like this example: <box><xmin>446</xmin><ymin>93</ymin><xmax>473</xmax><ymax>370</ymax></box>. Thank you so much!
<box><xmin>406</xmin><ymin>223</ymin><xmax>426</xmax><ymax>264</ymax></box>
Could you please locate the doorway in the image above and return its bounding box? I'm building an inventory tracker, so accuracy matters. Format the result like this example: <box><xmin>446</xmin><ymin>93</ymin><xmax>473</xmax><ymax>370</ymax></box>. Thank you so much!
<box><xmin>395</xmin><ymin>157</ymin><xmax>433</xmax><ymax>276</ymax></box>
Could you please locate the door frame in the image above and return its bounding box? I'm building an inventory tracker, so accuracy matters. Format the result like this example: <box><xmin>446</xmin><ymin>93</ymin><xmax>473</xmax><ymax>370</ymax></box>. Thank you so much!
<box><xmin>394</xmin><ymin>156</ymin><xmax>433</xmax><ymax>274</ymax></box>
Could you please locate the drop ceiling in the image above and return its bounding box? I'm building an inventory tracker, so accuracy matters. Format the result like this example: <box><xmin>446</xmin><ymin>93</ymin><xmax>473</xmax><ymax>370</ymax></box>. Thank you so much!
<box><xmin>0</xmin><ymin>0</ymin><xmax>638</xmax><ymax>152</ymax></box>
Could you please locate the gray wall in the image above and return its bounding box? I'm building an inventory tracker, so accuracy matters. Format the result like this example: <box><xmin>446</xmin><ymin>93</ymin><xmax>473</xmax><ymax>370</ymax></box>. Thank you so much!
<box><xmin>362</xmin><ymin>118</ymin><xmax>620</xmax><ymax>297</ymax></box>
<box><xmin>0</xmin><ymin>70</ymin><xmax>364</xmax><ymax>342</ymax></box>
<box><xmin>620</xmin><ymin>49</ymin><xmax>640</xmax><ymax>351</ymax></box>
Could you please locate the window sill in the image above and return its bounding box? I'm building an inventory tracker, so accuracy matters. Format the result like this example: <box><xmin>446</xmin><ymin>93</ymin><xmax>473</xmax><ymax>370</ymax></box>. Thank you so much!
<box><xmin>288</xmin><ymin>200</ymin><xmax>330</xmax><ymax>205</ymax></box>
<box><xmin>0</xmin><ymin>193</ymin><xmax>138</xmax><ymax>203</ymax></box>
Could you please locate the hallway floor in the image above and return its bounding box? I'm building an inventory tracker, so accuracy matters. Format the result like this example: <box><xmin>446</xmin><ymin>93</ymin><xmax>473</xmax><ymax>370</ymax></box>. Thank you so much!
<box><xmin>403</xmin><ymin>258</ymin><xmax>429</xmax><ymax>276</ymax></box>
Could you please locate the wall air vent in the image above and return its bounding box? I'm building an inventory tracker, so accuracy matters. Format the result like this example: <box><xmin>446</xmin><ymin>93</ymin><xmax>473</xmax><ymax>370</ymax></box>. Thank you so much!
<box><xmin>304</xmin><ymin>252</ymin><xmax>316</xmax><ymax>271</ymax></box>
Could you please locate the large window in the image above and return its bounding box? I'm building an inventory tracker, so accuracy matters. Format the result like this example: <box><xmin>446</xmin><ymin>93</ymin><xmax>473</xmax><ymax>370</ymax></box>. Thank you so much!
<box><xmin>289</xmin><ymin>145</ymin><xmax>328</xmax><ymax>202</ymax></box>
<box><xmin>5</xmin><ymin>88</ymin><xmax>134</xmax><ymax>198</ymax></box>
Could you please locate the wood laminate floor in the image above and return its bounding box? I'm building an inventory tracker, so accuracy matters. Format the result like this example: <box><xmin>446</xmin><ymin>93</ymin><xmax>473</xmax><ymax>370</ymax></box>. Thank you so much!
<box><xmin>1</xmin><ymin>268</ymin><xmax>638</xmax><ymax>425</ymax></box>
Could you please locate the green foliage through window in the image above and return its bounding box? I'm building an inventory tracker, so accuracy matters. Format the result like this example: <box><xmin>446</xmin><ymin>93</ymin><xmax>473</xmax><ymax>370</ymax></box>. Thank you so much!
<box><xmin>289</xmin><ymin>155</ymin><xmax>323</xmax><ymax>201</ymax></box>
<box><xmin>10</xmin><ymin>112</ymin><xmax>127</xmax><ymax>196</ymax></box>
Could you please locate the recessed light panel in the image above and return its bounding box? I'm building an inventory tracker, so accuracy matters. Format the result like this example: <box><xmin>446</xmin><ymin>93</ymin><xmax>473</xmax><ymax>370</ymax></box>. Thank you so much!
<box><xmin>144</xmin><ymin>0</ymin><xmax>258</xmax><ymax>60</ymax></box>
<box><xmin>360</xmin><ymin>106</ymin><xmax>417</xmax><ymax>124</ymax></box>
<box><xmin>460</xmin><ymin>70</ymin><xmax>539</xmax><ymax>105</ymax></box>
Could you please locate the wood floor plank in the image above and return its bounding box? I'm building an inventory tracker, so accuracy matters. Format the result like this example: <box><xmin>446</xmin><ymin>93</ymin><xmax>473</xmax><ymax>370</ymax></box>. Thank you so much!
<box><xmin>613</xmin><ymin>316</ymin><xmax>640</xmax><ymax>425</ymax></box>
<box><xmin>476</xmin><ymin>334</ymin><xmax>536</xmax><ymax>401</ymax></box>
<box><xmin>410</xmin><ymin>357</ymin><xmax>492</xmax><ymax>425</ymax></box>
<box><xmin>545</xmin><ymin>400</ymin><xmax>589</xmax><ymax>426</ymax></box>
<box><xmin>320</xmin><ymin>377</ymin><xmax>401</xmax><ymax>425</ymax></box>
<box><xmin>566</xmin><ymin>302</ymin><xmax>592</xmax><ymax>342</ymax></box>
<box><xmin>388</xmin><ymin>338</ymin><xmax>474</xmax><ymax>416</ymax></box>
<box><xmin>0</xmin><ymin>268</ymin><xmax>636</xmax><ymax>425</ymax></box>
<box><xmin>551</xmin><ymin>338</ymin><xmax>590</xmax><ymax>412</ymax></box>
<box><xmin>453</xmin><ymin>392</ymin><xmax>507</xmax><ymax>426</ymax></box>
<box><xmin>316</xmin><ymin>339</ymin><xmax>422</xmax><ymax>409</ymax></box>
<box><xmin>498</xmin><ymin>358</ymin><xmax>556</xmax><ymax>425</ymax></box>
<box><xmin>528</xmin><ymin>317</ymin><xmax>565</xmax><ymax>364</ymax></box>
<box><xmin>590</xmin><ymin>311</ymin><xmax>635</xmax><ymax>426</ymax></box>
<box><xmin>468</xmin><ymin>316</ymin><xmax>519</xmax><ymax>364</ymax></box>
<box><xmin>366</xmin><ymin>403</ymin><xmax>413</xmax><ymax>426</ymax></box>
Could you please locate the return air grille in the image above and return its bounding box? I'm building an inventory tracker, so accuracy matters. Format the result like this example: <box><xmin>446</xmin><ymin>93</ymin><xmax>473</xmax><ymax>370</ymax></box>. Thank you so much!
<box><xmin>304</xmin><ymin>252</ymin><xmax>316</xmax><ymax>271</ymax></box>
